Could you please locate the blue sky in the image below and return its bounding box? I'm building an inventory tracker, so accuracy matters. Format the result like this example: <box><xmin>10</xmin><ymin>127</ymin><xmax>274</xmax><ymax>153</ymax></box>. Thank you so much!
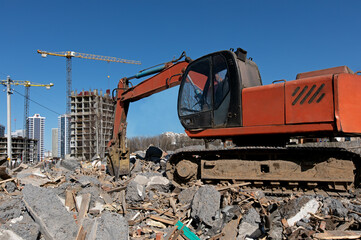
<box><xmin>1</xmin><ymin>1</ymin><xmax>361</xmax><ymax>152</ymax></box>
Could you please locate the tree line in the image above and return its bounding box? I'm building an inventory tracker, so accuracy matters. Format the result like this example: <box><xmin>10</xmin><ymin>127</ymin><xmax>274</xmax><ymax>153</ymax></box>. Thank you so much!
<box><xmin>127</xmin><ymin>133</ymin><xmax>208</xmax><ymax>153</ymax></box>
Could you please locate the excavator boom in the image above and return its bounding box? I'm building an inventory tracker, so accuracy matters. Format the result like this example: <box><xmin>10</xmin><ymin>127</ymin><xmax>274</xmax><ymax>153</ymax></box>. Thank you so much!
<box><xmin>107</xmin><ymin>60</ymin><xmax>189</xmax><ymax>179</ymax></box>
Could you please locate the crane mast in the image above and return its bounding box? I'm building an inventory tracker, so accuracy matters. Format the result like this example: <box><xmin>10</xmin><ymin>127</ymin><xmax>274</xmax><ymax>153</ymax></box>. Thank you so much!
<box><xmin>37</xmin><ymin>50</ymin><xmax>141</xmax><ymax>159</ymax></box>
<box><xmin>1</xmin><ymin>78</ymin><xmax>53</xmax><ymax>165</ymax></box>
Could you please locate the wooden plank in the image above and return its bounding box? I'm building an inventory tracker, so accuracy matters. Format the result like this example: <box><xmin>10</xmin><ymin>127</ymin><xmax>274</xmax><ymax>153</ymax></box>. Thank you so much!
<box><xmin>337</xmin><ymin>220</ymin><xmax>355</xmax><ymax>231</ymax></box>
<box><xmin>75</xmin><ymin>225</ymin><xmax>87</xmax><ymax>240</ymax></box>
<box><xmin>77</xmin><ymin>193</ymin><xmax>91</xmax><ymax>225</ymax></box>
<box><xmin>0</xmin><ymin>178</ymin><xmax>15</xmax><ymax>185</ymax></box>
<box><xmin>215</xmin><ymin>182</ymin><xmax>251</xmax><ymax>191</ymax></box>
<box><xmin>150</xmin><ymin>215</ymin><xmax>177</xmax><ymax>225</ymax></box>
<box><xmin>106</xmin><ymin>185</ymin><xmax>126</xmax><ymax>194</ymax></box>
<box><xmin>65</xmin><ymin>190</ymin><xmax>76</xmax><ymax>212</ymax></box>
<box><xmin>313</xmin><ymin>231</ymin><xmax>361</xmax><ymax>239</ymax></box>
<box><xmin>169</xmin><ymin>197</ymin><xmax>177</xmax><ymax>214</ymax></box>
<box><xmin>120</xmin><ymin>190</ymin><xmax>127</xmax><ymax>215</ymax></box>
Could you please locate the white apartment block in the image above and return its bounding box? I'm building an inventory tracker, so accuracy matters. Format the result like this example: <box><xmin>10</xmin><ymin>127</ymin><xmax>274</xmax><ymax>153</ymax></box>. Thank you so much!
<box><xmin>27</xmin><ymin>114</ymin><xmax>45</xmax><ymax>162</ymax></box>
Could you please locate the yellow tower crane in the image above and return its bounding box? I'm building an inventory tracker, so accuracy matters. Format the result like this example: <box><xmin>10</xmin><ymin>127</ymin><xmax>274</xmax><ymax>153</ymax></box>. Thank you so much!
<box><xmin>37</xmin><ymin>50</ymin><xmax>141</xmax><ymax>114</ymax></box>
<box><xmin>1</xmin><ymin>77</ymin><xmax>53</xmax><ymax>164</ymax></box>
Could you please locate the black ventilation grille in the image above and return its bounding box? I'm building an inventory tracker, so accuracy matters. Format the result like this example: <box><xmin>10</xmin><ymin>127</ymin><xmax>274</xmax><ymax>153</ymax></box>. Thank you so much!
<box><xmin>292</xmin><ymin>84</ymin><xmax>325</xmax><ymax>106</ymax></box>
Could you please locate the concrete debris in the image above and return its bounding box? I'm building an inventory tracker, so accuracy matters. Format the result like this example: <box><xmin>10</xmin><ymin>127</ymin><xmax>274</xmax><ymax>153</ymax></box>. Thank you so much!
<box><xmin>58</xmin><ymin>159</ymin><xmax>81</xmax><ymax>171</ymax></box>
<box><xmin>87</xmin><ymin>211</ymin><xmax>128</xmax><ymax>240</ymax></box>
<box><xmin>280</xmin><ymin>195</ymin><xmax>320</xmax><ymax>226</ymax></box>
<box><xmin>0</xmin><ymin>212</ymin><xmax>40</xmax><ymax>240</ymax></box>
<box><xmin>126</xmin><ymin>173</ymin><xmax>171</xmax><ymax>203</ymax></box>
<box><xmin>0</xmin><ymin>229</ymin><xmax>24</xmax><ymax>240</ymax></box>
<box><xmin>0</xmin><ymin>197</ymin><xmax>26</xmax><ymax>221</ymax></box>
<box><xmin>191</xmin><ymin>185</ymin><xmax>221</xmax><ymax>228</ymax></box>
<box><xmin>237</xmin><ymin>208</ymin><xmax>262</xmax><ymax>240</ymax></box>
<box><xmin>22</xmin><ymin>184</ymin><xmax>78</xmax><ymax>240</ymax></box>
<box><xmin>178</xmin><ymin>186</ymin><xmax>198</xmax><ymax>205</ymax></box>
<box><xmin>322</xmin><ymin>197</ymin><xmax>348</xmax><ymax>218</ymax></box>
<box><xmin>126</xmin><ymin>179</ymin><xmax>146</xmax><ymax>202</ymax></box>
<box><xmin>0</xmin><ymin>148</ymin><xmax>360</xmax><ymax>240</ymax></box>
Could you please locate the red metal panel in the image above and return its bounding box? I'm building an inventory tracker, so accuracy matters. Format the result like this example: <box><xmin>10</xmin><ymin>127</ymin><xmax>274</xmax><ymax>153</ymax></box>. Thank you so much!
<box><xmin>296</xmin><ymin>66</ymin><xmax>353</xmax><ymax>79</ymax></box>
<box><xmin>334</xmin><ymin>73</ymin><xmax>361</xmax><ymax>133</ymax></box>
<box><xmin>242</xmin><ymin>83</ymin><xmax>285</xmax><ymax>126</ymax></box>
<box><xmin>285</xmin><ymin>75</ymin><xmax>334</xmax><ymax>124</ymax></box>
<box><xmin>186</xmin><ymin>123</ymin><xmax>335</xmax><ymax>138</ymax></box>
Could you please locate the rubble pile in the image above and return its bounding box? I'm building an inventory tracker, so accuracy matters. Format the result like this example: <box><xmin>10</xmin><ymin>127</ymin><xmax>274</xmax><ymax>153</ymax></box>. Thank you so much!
<box><xmin>0</xmin><ymin>151</ymin><xmax>361</xmax><ymax>239</ymax></box>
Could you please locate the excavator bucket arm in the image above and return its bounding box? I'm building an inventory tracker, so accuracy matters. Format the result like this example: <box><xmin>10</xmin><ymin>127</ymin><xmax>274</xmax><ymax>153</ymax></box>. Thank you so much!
<box><xmin>107</xmin><ymin>59</ymin><xmax>189</xmax><ymax>179</ymax></box>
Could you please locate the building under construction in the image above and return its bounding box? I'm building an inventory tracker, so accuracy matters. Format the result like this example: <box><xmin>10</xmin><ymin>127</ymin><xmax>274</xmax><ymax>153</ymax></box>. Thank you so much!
<box><xmin>70</xmin><ymin>89</ymin><xmax>114</xmax><ymax>161</ymax></box>
<box><xmin>0</xmin><ymin>137</ymin><xmax>38</xmax><ymax>162</ymax></box>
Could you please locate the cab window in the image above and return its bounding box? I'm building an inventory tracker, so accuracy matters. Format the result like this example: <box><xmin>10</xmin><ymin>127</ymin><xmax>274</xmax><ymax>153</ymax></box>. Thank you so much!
<box><xmin>179</xmin><ymin>58</ymin><xmax>212</xmax><ymax>116</ymax></box>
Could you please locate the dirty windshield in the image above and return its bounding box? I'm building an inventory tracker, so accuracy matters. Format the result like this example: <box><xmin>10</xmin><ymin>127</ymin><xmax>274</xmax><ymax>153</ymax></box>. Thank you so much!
<box><xmin>179</xmin><ymin>58</ymin><xmax>212</xmax><ymax>116</ymax></box>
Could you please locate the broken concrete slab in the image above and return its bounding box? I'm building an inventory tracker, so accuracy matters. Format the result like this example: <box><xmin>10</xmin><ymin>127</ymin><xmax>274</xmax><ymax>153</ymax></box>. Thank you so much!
<box><xmin>59</xmin><ymin>159</ymin><xmax>81</xmax><ymax>171</ymax></box>
<box><xmin>74</xmin><ymin>175</ymin><xmax>101</xmax><ymax>188</ymax></box>
<box><xmin>0</xmin><ymin>196</ymin><xmax>25</xmax><ymax>221</ymax></box>
<box><xmin>178</xmin><ymin>187</ymin><xmax>198</xmax><ymax>205</ymax></box>
<box><xmin>146</xmin><ymin>175</ymin><xmax>171</xmax><ymax>192</ymax></box>
<box><xmin>236</xmin><ymin>207</ymin><xmax>262</xmax><ymax>240</ymax></box>
<box><xmin>22</xmin><ymin>184</ymin><xmax>78</xmax><ymax>240</ymax></box>
<box><xmin>322</xmin><ymin>197</ymin><xmax>348</xmax><ymax>218</ymax></box>
<box><xmin>268</xmin><ymin>209</ymin><xmax>283</xmax><ymax>240</ymax></box>
<box><xmin>236</xmin><ymin>222</ymin><xmax>260</xmax><ymax>240</ymax></box>
<box><xmin>1</xmin><ymin>212</ymin><xmax>40</xmax><ymax>240</ymax></box>
<box><xmin>191</xmin><ymin>185</ymin><xmax>221</xmax><ymax>227</ymax></box>
<box><xmin>126</xmin><ymin>179</ymin><xmax>146</xmax><ymax>202</ymax></box>
<box><xmin>0</xmin><ymin>229</ymin><xmax>24</xmax><ymax>240</ymax></box>
<box><xmin>280</xmin><ymin>196</ymin><xmax>320</xmax><ymax>227</ymax></box>
<box><xmin>87</xmin><ymin>211</ymin><xmax>128</xmax><ymax>240</ymax></box>
<box><xmin>242</xmin><ymin>207</ymin><xmax>261</xmax><ymax>225</ymax></box>
<box><xmin>126</xmin><ymin>173</ymin><xmax>171</xmax><ymax>203</ymax></box>
<box><xmin>135</xmin><ymin>172</ymin><xmax>171</xmax><ymax>192</ymax></box>
<box><xmin>130</xmin><ymin>159</ymin><xmax>142</xmax><ymax>175</ymax></box>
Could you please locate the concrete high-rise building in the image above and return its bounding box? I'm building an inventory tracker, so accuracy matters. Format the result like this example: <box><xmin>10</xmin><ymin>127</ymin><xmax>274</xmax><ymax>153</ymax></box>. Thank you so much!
<box><xmin>27</xmin><ymin>114</ymin><xmax>45</xmax><ymax>161</ymax></box>
<box><xmin>70</xmin><ymin>89</ymin><xmax>114</xmax><ymax>160</ymax></box>
<box><xmin>52</xmin><ymin>128</ymin><xmax>59</xmax><ymax>158</ymax></box>
<box><xmin>0</xmin><ymin>137</ymin><xmax>38</xmax><ymax>162</ymax></box>
<box><xmin>0</xmin><ymin>124</ymin><xmax>4</xmax><ymax>137</ymax></box>
<box><xmin>58</xmin><ymin>114</ymin><xmax>70</xmax><ymax>158</ymax></box>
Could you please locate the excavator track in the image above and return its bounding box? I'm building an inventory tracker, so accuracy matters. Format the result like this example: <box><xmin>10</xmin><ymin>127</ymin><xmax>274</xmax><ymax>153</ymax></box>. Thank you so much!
<box><xmin>165</xmin><ymin>144</ymin><xmax>361</xmax><ymax>194</ymax></box>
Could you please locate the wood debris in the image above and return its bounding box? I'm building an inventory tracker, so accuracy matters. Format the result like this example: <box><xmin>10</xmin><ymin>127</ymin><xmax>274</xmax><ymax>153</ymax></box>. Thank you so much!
<box><xmin>0</xmin><ymin>151</ymin><xmax>360</xmax><ymax>240</ymax></box>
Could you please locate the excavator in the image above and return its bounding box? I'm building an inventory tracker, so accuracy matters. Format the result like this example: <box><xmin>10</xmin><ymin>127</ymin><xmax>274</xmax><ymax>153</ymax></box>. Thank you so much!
<box><xmin>107</xmin><ymin>48</ymin><xmax>361</xmax><ymax>193</ymax></box>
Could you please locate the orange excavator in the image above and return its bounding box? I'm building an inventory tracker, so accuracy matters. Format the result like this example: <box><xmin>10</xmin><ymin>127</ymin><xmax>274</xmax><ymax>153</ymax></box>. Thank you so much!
<box><xmin>107</xmin><ymin>48</ymin><xmax>361</xmax><ymax>192</ymax></box>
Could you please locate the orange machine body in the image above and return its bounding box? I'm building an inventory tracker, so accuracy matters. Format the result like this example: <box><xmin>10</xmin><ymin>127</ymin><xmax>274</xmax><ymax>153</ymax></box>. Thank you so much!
<box><xmin>186</xmin><ymin>71</ymin><xmax>361</xmax><ymax>139</ymax></box>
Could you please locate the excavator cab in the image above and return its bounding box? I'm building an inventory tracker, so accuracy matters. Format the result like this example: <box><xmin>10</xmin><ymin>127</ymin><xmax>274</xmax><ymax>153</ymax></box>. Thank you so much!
<box><xmin>178</xmin><ymin>48</ymin><xmax>262</xmax><ymax>131</ymax></box>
